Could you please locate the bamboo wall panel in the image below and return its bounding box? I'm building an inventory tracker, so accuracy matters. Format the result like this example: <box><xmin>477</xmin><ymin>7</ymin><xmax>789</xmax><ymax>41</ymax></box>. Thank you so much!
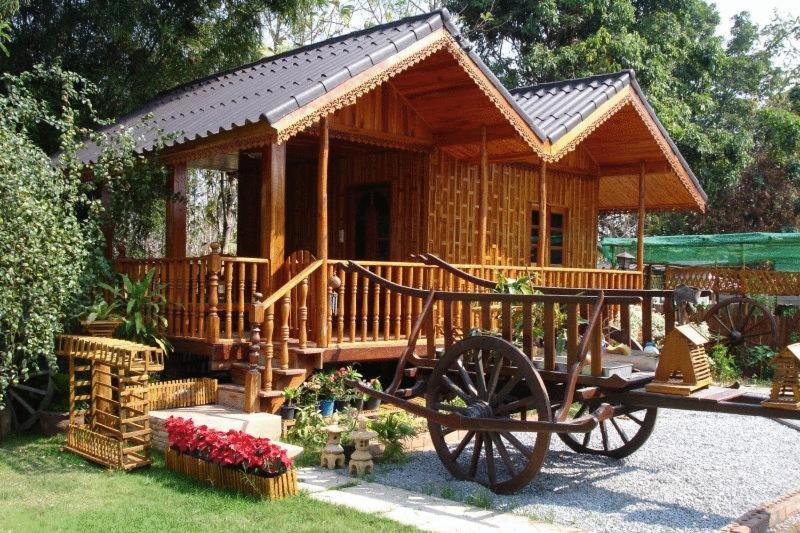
<box><xmin>426</xmin><ymin>151</ymin><xmax>599</xmax><ymax>268</ymax></box>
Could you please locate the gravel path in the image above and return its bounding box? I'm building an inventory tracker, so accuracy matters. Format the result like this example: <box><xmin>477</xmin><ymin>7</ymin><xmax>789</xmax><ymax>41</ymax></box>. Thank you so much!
<box><xmin>374</xmin><ymin>409</ymin><xmax>800</xmax><ymax>532</ymax></box>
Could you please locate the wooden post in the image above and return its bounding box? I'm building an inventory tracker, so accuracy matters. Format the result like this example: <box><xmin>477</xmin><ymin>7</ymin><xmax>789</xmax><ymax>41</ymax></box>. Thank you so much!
<box><xmin>245</xmin><ymin>292</ymin><xmax>265</xmax><ymax>413</ymax></box>
<box><xmin>166</xmin><ymin>162</ymin><xmax>187</xmax><ymax>258</ymax></box>
<box><xmin>260</xmin><ymin>143</ymin><xmax>286</xmax><ymax>281</ymax></box>
<box><xmin>537</xmin><ymin>162</ymin><xmax>548</xmax><ymax>266</ymax></box>
<box><xmin>478</xmin><ymin>126</ymin><xmax>489</xmax><ymax>272</ymax></box>
<box><xmin>206</xmin><ymin>242</ymin><xmax>221</xmax><ymax>342</ymax></box>
<box><xmin>637</xmin><ymin>161</ymin><xmax>646</xmax><ymax>272</ymax></box>
<box><xmin>316</xmin><ymin>117</ymin><xmax>330</xmax><ymax>347</ymax></box>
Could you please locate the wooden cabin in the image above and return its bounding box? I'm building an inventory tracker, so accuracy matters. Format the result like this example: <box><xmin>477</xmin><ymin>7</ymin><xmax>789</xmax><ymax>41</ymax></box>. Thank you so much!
<box><xmin>80</xmin><ymin>10</ymin><xmax>707</xmax><ymax>405</ymax></box>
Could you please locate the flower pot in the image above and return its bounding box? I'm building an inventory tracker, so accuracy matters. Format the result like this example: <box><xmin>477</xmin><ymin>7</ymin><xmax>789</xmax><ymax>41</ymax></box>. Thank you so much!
<box><xmin>165</xmin><ymin>448</ymin><xmax>298</xmax><ymax>500</ymax></box>
<box><xmin>364</xmin><ymin>397</ymin><xmax>381</xmax><ymax>411</ymax></box>
<box><xmin>81</xmin><ymin>319</ymin><xmax>122</xmax><ymax>338</ymax></box>
<box><xmin>318</xmin><ymin>398</ymin><xmax>335</xmax><ymax>416</ymax></box>
<box><xmin>350</xmin><ymin>398</ymin><xmax>364</xmax><ymax>411</ymax></box>
<box><xmin>280</xmin><ymin>405</ymin><xmax>296</xmax><ymax>420</ymax></box>
<box><xmin>333</xmin><ymin>399</ymin><xmax>348</xmax><ymax>412</ymax></box>
<box><xmin>343</xmin><ymin>443</ymin><xmax>356</xmax><ymax>463</ymax></box>
<box><xmin>39</xmin><ymin>410</ymin><xmax>84</xmax><ymax>436</ymax></box>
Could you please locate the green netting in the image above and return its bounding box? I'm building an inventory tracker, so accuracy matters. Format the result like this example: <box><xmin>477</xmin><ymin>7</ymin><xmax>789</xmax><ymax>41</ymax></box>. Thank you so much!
<box><xmin>600</xmin><ymin>232</ymin><xmax>800</xmax><ymax>271</ymax></box>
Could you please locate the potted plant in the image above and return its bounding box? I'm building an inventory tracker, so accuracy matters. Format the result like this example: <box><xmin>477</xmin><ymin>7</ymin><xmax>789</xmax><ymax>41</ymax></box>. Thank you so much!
<box><xmin>78</xmin><ymin>285</ymin><xmax>122</xmax><ymax>338</ymax></box>
<box><xmin>280</xmin><ymin>387</ymin><xmax>299</xmax><ymax>420</ymax></box>
<box><xmin>333</xmin><ymin>366</ymin><xmax>362</xmax><ymax>412</ymax></box>
<box><xmin>308</xmin><ymin>371</ymin><xmax>336</xmax><ymax>416</ymax></box>
<box><xmin>38</xmin><ymin>372</ymin><xmax>86</xmax><ymax>436</ymax></box>
<box><xmin>364</xmin><ymin>378</ymin><xmax>383</xmax><ymax>411</ymax></box>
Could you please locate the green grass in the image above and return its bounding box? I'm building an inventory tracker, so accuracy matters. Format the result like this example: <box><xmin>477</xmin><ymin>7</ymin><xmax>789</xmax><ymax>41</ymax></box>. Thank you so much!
<box><xmin>0</xmin><ymin>433</ymin><xmax>418</xmax><ymax>533</ymax></box>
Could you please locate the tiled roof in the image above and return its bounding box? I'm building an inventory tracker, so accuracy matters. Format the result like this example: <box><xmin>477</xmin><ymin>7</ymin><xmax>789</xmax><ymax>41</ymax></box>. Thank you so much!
<box><xmin>510</xmin><ymin>71</ymin><xmax>632</xmax><ymax>143</ymax></box>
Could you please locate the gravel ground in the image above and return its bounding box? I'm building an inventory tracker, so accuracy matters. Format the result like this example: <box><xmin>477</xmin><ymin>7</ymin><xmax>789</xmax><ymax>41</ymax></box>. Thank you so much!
<box><xmin>374</xmin><ymin>409</ymin><xmax>800</xmax><ymax>532</ymax></box>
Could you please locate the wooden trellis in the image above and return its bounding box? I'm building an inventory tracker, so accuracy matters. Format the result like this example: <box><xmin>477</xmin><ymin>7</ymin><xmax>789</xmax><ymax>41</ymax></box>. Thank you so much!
<box><xmin>665</xmin><ymin>266</ymin><xmax>800</xmax><ymax>296</ymax></box>
<box><xmin>55</xmin><ymin>336</ymin><xmax>164</xmax><ymax>470</ymax></box>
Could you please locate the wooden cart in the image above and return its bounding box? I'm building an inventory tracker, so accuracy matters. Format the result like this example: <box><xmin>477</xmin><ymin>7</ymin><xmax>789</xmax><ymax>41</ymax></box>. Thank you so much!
<box><xmin>344</xmin><ymin>260</ymin><xmax>800</xmax><ymax>494</ymax></box>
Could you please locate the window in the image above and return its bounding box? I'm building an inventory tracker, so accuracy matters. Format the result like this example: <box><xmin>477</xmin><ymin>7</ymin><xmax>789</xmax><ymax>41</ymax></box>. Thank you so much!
<box><xmin>530</xmin><ymin>208</ymin><xmax>567</xmax><ymax>265</ymax></box>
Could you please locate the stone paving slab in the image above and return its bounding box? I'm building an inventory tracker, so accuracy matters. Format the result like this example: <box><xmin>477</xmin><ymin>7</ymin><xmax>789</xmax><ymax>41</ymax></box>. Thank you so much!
<box><xmin>297</xmin><ymin>467</ymin><xmax>575</xmax><ymax>532</ymax></box>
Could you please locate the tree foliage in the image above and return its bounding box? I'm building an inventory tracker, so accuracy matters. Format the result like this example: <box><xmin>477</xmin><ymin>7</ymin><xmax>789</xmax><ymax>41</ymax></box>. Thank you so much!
<box><xmin>448</xmin><ymin>0</ymin><xmax>800</xmax><ymax>234</ymax></box>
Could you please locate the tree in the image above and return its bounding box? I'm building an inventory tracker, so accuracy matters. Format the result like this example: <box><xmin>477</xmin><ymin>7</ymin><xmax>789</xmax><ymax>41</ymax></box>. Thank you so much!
<box><xmin>0</xmin><ymin>0</ymin><xmax>302</xmax><ymax>150</ymax></box>
<box><xmin>448</xmin><ymin>0</ymin><xmax>800</xmax><ymax>235</ymax></box>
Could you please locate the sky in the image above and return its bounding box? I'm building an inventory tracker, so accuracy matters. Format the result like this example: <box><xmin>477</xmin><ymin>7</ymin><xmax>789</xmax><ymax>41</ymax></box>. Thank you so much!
<box><xmin>714</xmin><ymin>0</ymin><xmax>797</xmax><ymax>36</ymax></box>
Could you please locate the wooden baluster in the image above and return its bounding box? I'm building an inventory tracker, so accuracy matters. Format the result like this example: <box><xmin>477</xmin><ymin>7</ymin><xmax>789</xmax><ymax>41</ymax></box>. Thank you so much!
<box><xmin>620</xmin><ymin>304</ymin><xmax>631</xmax><ymax>347</ymax></box>
<box><xmin>383</xmin><ymin>266</ymin><xmax>391</xmax><ymax>341</ymax></box>
<box><xmin>238</xmin><ymin>262</ymin><xmax>246</xmax><ymax>340</ymax></box>
<box><xmin>166</xmin><ymin>261</ymin><xmax>175</xmax><ymax>336</ymax></box>
<box><xmin>567</xmin><ymin>303</ymin><xmax>579</xmax><ymax>368</ymax></box>
<box><xmin>349</xmin><ymin>272</ymin><xmax>357</xmax><ymax>342</ymax></box>
<box><xmin>480</xmin><ymin>301</ymin><xmax>492</xmax><ymax>332</ymax></box>
<box><xmin>188</xmin><ymin>259</ymin><xmax>197</xmax><ymax>337</ymax></box>
<box><xmin>196</xmin><ymin>257</ymin><xmax>203</xmax><ymax>337</ymax></box>
<box><xmin>299</xmin><ymin>277</ymin><xmax>309</xmax><ymax>349</ymax></box>
<box><xmin>337</xmin><ymin>268</ymin><xmax>345</xmax><ymax>343</ymax></box>
<box><xmin>405</xmin><ymin>268</ymin><xmax>414</xmax><ymax>337</ymax></box>
<box><xmin>443</xmin><ymin>300</ymin><xmax>453</xmax><ymax>349</ymax></box>
<box><xmin>250</xmin><ymin>263</ymin><xmax>257</xmax><ymax>305</ymax></box>
<box><xmin>372</xmin><ymin>266</ymin><xmax>381</xmax><ymax>340</ymax></box>
<box><xmin>326</xmin><ymin>268</ymin><xmax>333</xmax><ymax>346</ymax></box>
<box><xmin>280</xmin><ymin>294</ymin><xmax>290</xmax><ymax>369</ymax></box>
<box><xmin>426</xmin><ymin>305</ymin><xmax>436</xmax><ymax>357</ymax></box>
<box><xmin>245</xmin><ymin>293</ymin><xmax>265</xmax><ymax>412</ymax></box>
<box><xmin>225</xmin><ymin>262</ymin><xmax>233</xmax><ymax>339</ymax></box>
<box><xmin>591</xmin><ymin>304</ymin><xmax>603</xmax><ymax>377</ymax></box>
<box><xmin>642</xmin><ymin>296</ymin><xmax>653</xmax><ymax>344</ymax></box>
<box><xmin>206</xmin><ymin>243</ymin><xmax>221</xmax><ymax>343</ymax></box>
<box><xmin>501</xmin><ymin>300</ymin><xmax>512</xmax><ymax>342</ymax></box>
<box><xmin>522</xmin><ymin>301</ymin><xmax>533</xmax><ymax>358</ymax></box>
<box><xmin>361</xmin><ymin>272</ymin><xmax>369</xmax><ymax>342</ymax></box>
<box><xmin>262</xmin><ymin>303</ymin><xmax>274</xmax><ymax>393</ymax></box>
<box><xmin>393</xmin><ymin>268</ymin><xmax>402</xmax><ymax>340</ymax></box>
<box><xmin>664</xmin><ymin>295</ymin><xmax>676</xmax><ymax>334</ymax></box>
<box><xmin>544</xmin><ymin>302</ymin><xmax>555</xmax><ymax>371</ymax></box>
<box><xmin>182</xmin><ymin>258</ymin><xmax>190</xmax><ymax>336</ymax></box>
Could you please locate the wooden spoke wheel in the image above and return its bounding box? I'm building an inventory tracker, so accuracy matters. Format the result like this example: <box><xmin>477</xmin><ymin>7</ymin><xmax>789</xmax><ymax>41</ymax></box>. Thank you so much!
<box><xmin>426</xmin><ymin>335</ymin><xmax>552</xmax><ymax>494</ymax></box>
<box><xmin>558</xmin><ymin>403</ymin><xmax>657</xmax><ymax>459</ymax></box>
<box><xmin>703</xmin><ymin>297</ymin><xmax>778</xmax><ymax>349</ymax></box>
<box><xmin>5</xmin><ymin>357</ymin><xmax>54</xmax><ymax>431</ymax></box>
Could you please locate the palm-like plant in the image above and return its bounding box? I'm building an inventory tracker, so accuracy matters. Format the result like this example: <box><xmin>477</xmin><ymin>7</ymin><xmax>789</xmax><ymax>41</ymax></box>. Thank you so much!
<box><xmin>117</xmin><ymin>269</ymin><xmax>171</xmax><ymax>354</ymax></box>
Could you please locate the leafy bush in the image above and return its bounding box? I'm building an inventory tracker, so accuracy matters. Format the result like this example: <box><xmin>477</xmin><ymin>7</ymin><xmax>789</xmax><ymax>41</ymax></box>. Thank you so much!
<box><xmin>369</xmin><ymin>411</ymin><xmax>420</xmax><ymax>462</ymax></box>
<box><xmin>116</xmin><ymin>270</ymin><xmax>170</xmax><ymax>353</ymax></box>
<box><xmin>286</xmin><ymin>404</ymin><xmax>327</xmax><ymax>452</ymax></box>
<box><xmin>707</xmin><ymin>343</ymin><xmax>740</xmax><ymax>384</ymax></box>
<box><xmin>744</xmin><ymin>344</ymin><xmax>776</xmax><ymax>380</ymax></box>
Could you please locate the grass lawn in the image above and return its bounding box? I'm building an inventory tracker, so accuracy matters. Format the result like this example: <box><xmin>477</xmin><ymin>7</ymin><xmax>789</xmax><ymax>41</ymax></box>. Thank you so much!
<box><xmin>0</xmin><ymin>433</ymin><xmax>417</xmax><ymax>532</ymax></box>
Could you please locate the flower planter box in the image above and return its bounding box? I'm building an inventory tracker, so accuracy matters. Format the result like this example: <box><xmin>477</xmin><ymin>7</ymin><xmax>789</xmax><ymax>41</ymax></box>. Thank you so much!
<box><xmin>165</xmin><ymin>448</ymin><xmax>298</xmax><ymax>500</ymax></box>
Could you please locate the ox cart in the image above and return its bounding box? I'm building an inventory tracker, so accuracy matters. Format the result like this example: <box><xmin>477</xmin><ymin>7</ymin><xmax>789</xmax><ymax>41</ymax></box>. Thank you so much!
<box><xmin>344</xmin><ymin>258</ymin><xmax>800</xmax><ymax>494</ymax></box>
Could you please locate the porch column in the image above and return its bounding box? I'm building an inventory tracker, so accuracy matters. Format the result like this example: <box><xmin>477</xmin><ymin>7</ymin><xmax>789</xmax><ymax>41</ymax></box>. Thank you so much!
<box><xmin>537</xmin><ymin>162</ymin><xmax>548</xmax><ymax>266</ymax></box>
<box><xmin>637</xmin><ymin>161</ymin><xmax>646</xmax><ymax>271</ymax></box>
<box><xmin>166</xmin><ymin>162</ymin><xmax>187</xmax><ymax>257</ymax></box>
<box><xmin>260</xmin><ymin>142</ymin><xmax>286</xmax><ymax>282</ymax></box>
<box><xmin>478</xmin><ymin>126</ymin><xmax>489</xmax><ymax>271</ymax></box>
<box><xmin>316</xmin><ymin>117</ymin><xmax>330</xmax><ymax>347</ymax></box>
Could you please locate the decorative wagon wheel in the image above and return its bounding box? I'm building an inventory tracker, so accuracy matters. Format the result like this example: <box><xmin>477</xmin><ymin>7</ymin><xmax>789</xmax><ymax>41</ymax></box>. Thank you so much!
<box><xmin>557</xmin><ymin>402</ymin><xmax>657</xmax><ymax>459</ymax></box>
<box><xmin>4</xmin><ymin>356</ymin><xmax>55</xmax><ymax>432</ymax></box>
<box><xmin>702</xmin><ymin>296</ymin><xmax>778</xmax><ymax>349</ymax></box>
<box><xmin>426</xmin><ymin>335</ymin><xmax>552</xmax><ymax>494</ymax></box>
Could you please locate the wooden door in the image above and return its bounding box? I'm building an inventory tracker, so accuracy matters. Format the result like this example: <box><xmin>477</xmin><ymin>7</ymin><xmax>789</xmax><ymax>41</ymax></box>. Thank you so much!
<box><xmin>349</xmin><ymin>184</ymin><xmax>391</xmax><ymax>260</ymax></box>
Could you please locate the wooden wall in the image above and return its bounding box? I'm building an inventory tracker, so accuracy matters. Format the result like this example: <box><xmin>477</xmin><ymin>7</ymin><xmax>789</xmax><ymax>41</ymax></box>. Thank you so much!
<box><xmin>425</xmin><ymin>151</ymin><xmax>599</xmax><ymax>268</ymax></box>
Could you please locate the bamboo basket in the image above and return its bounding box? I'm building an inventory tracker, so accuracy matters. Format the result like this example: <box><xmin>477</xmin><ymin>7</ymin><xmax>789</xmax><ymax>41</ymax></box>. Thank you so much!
<box><xmin>164</xmin><ymin>448</ymin><xmax>298</xmax><ymax>499</ymax></box>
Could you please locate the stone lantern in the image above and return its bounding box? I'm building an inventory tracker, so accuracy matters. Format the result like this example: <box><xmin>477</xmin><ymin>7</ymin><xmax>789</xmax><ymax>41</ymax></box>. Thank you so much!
<box><xmin>320</xmin><ymin>414</ymin><xmax>345</xmax><ymax>469</ymax></box>
<box><xmin>348</xmin><ymin>417</ymin><xmax>377</xmax><ymax>477</ymax></box>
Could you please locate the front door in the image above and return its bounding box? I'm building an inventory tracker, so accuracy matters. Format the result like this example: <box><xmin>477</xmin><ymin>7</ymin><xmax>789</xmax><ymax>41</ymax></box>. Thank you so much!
<box><xmin>350</xmin><ymin>184</ymin><xmax>391</xmax><ymax>260</ymax></box>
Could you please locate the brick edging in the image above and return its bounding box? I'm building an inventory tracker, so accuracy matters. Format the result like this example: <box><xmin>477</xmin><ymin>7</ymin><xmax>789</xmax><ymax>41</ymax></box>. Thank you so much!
<box><xmin>721</xmin><ymin>486</ymin><xmax>800</xmax><ymax>532</ymax></box>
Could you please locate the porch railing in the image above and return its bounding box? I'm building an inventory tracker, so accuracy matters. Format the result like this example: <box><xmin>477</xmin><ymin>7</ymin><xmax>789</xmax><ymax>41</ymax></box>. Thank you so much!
<box><xmin>664</xmin><ymin>266</ymin><xmax>800</xmax><ymax>296</ymax></box>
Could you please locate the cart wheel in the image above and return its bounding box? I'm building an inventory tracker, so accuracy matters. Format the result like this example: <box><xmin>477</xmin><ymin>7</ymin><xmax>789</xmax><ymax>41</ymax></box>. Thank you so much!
<box><xmin>5</xmin><ymin>357</ymin><xmax>55</xmax><ymax>432</ymax></box>
<box><xmin>703</xmin><ymin>297</ymin><xmax>778</xmax><ymax>349</ymax></box>
<box><xmin>426</xmin><ymin>335</ymin><xmax>552</xmax><ymax>494</ymax></box>
<box><xmin>558</xmin><ymin>402</ymin><xmax>657</xmax><ymax>459</ymax></box>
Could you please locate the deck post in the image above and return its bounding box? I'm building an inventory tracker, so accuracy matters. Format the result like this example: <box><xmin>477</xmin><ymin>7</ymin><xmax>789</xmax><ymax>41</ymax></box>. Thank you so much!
<box><xmin>316</xmin><ymin>117</ymin><xmax>330</xmax><ymax>347</ymax></box>
<box><xmin>478</xmin><ymin>125</ymin><xmax>489</xmax><ymax>273</ymax></box>
<box><xmin>537</xmin><ymin>162</ymin><xmax>548</xmax><ymax>267</ymax></box>
<box><xmin>637</xmin><ymin>161</ymin><xmax>646</xmax><ymax>272</ymax></box>
<box><xmin>260</xmin><ymin>142</ymin><xmax>286</xmax><ymax>284</ymax></box>
<box><xmin>165</xmin><ymin>162</ymin><xmax>187</xmax><ymax>257</ymax></box>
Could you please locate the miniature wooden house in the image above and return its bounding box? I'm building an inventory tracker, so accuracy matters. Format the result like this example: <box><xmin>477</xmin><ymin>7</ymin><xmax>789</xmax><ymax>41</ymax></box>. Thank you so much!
<box><xmin>645</xmin><ymin>324</ymin><xmax>712</xmax><ymax>396</ymax></box>
<box><xmin>761</xmin><ymin>343</ymin><xmax>800</xmax><ymax>411</ymax></box>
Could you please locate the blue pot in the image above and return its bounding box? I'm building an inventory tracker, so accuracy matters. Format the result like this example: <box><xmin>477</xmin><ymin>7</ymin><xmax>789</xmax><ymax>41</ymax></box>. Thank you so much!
<box><xmin>318</xmin><ymin>398</ymin><xmax>335</xmax><ymax>416</ymax></box>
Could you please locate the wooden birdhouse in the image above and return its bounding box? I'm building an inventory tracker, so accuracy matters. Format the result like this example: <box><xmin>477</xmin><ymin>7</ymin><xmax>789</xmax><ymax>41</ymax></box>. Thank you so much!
<box><xmin>761</xmin><ymin>343</ymin><xmax>800</xmax><ymax>411</ymax></box>
<box><xmin>645</xmin><ymin>324</ymin><xmax>712</xmax><ymax>396</ymax></box>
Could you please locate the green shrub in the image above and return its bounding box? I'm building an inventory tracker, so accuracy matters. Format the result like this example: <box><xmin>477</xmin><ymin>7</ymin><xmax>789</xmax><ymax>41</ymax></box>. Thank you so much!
<box><xmin>369</xmin><ymin>411</ymin><xmax>420</xmax><ymax>463</ymax></box>
<box><xmin>707</xmin><ymin>343</ymin><xmax>740</xmax><ymax>384</ymax></box>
